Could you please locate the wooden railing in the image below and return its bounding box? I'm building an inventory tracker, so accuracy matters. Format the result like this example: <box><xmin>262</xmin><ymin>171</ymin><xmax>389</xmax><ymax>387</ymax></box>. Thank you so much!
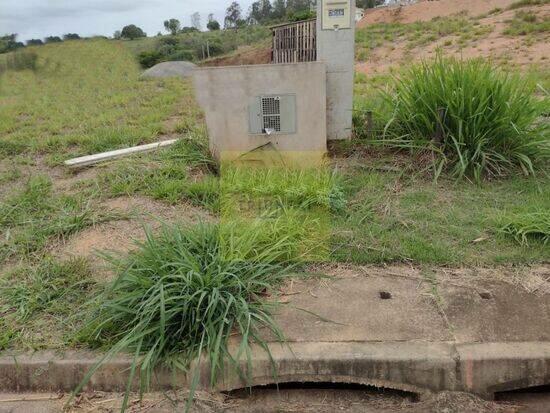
<box><xmin>271</xmin><ymin>19</ymin><xmax>317</xmax><ymax>64</ymax></box>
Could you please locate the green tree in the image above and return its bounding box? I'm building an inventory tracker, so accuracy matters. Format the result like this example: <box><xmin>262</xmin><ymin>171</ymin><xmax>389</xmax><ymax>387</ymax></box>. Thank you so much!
<box><xmin>120</xmin><ymin>25</ymin><xmax>146</xmax><ymax>40</ymax></box>
<box><xmin>113</xmin><ymin>30</ymin><xmax>122</xmax><ymax>39</ymax></box>
<box><xmin>26</xmin><ymin>39</ymin><xmax>44</xmax><ymax>46</ymax></box>
<box><xmin>272</xmin><ymin>0</ymin><xmax>287</xmax><ymax>19</ymax></box>
<box><xmin>63</xmin><ymin>33</ymin><xmax>80</xmax><ymax>40</ymax></box>
<box><xmin>358</xmin><ymin>0</ymin><xmax>384</xmax><ymax>8</ymax></box>
<box><xmin>44</xmin><ymin>36</ymin><xmax>62</xmax><ymax>43</ymax></box>
<box><xmin>248</xmin><ymin>0</ymin><xmax>273</xmax><ymax>24</ymax></box>
<box><xmin>0</xmin><ymin>34</ymin><xmax>25</xmax><ymax>53</ymax></box>
<box><xmin>191</xmin><ymin>12</ymin><xmax>201</xmax><ymax>30</ymax></box>
<box><xmin>207</xmin><ymin>14</ymin><xmax>221</xmax><ymax>31</ymax></box>
<box><xmin>163</xmin><ymin>18</ymin><xmax>181</xmax><ymax>35</ymax></box>
<box><xmin>224</xmin><ymin>2</ymin><xmax>243</xmax><ymax>28</ymax></box>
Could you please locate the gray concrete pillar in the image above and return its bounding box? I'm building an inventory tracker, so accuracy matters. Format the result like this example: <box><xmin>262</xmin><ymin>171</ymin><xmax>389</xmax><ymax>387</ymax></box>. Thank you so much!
<box><xmin>316</xmin><ymin>0</ymin><xmax>356</xmax><ymax>140</ymax></box>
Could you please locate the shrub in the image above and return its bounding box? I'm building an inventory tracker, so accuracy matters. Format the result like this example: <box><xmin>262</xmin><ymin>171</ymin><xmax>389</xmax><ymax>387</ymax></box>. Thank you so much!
<box><xmin>138</xmin><ymin>50</ymin><xmax>164</xmax><ymax>68</ymax></box>
<box><xmin>0</xmin><ymin>50</ymin><xmax>38</xmax><ymax>73</ymax></box>
<box><xmin>75</xmin><ymin>222</ymin><xmax>302</xmax><ymax>410</ymax></box>
<box><xmin>508</xmin><ymin>0</ymin><xmax>550</xmax><ymax>10</ymax></box>
<box><xmin>504</xmin><ymin>11</ymin><xmax>550</xmax><ymax>35</ymax></box>
<box><xmin>380</xmin><ymin>56</ymin><xmax>549</xmax><ymax>181</ymax></box>
<box><xmin>500</xmin><ymin>212</ymin><xmax>550</xmax><ymax>245</ymax></box>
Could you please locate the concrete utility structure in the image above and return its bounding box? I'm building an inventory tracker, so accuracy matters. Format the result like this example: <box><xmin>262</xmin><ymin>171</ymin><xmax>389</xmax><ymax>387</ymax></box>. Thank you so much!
<box><xmin>193</xmin><ymin>0</ymin><xmax>355</xmax><ymax>163</ymax></box>
<box><xmin>194</xmin><ymin>62</ymin><xmax>327</xmax><ymax>165</ymax></box>
<box><xmin>317</xmin><ymin>0</ymin><xmax>356</xmax><ymax>140</ymax></box>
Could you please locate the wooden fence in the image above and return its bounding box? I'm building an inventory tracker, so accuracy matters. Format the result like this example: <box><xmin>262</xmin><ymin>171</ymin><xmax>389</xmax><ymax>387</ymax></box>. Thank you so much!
<box><xmin>271</xmin><ymin>19</ymin><xmax>317</xmax><ymax>64</ymax></box>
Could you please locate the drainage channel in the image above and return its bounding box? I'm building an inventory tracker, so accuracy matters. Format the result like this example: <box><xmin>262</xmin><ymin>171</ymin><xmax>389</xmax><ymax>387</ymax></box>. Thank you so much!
<box><xmin>225</xmin><ymin>382</ymin><xmax>420</xmax><ymax>413</ymax></box>
<box><xmin>495</xmin><ymin>385</ymin><xmax>550</xmax><ymax>413</ymax></box>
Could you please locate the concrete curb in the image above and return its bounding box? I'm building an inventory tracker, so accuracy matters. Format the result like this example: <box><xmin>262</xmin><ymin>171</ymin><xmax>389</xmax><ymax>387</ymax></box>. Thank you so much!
<box><xmin>1</xmin><ymin>342</ymin><xmax>549</xmax><ymax>399</ymax></box>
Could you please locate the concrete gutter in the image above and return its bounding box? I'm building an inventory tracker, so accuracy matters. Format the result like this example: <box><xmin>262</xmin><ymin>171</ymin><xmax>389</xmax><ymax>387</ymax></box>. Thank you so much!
<box><xmin>2</xmin><ymin>270</ymin><xmax>549</xmax><ymax>398</ymax></box>
<box><xmin>1</xmin><ymin>342</ymin><xmax>549</xmax><ymax>399</ymax></box>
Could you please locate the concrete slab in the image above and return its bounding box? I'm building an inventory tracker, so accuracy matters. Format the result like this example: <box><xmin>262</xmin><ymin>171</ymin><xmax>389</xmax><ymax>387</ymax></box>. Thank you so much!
<box><xmin>1</xmin><ymin>270</ymin><xmax>550</xmax><ymax>400</ymax></box>
<box><xmin>438</xmin><ymin>280</ymin><xmax>550</xmax><ymax>343</ymax></box>
<box><xmin>272</xmin><ymin>276</ymin><xmax>452</xmax><ymax>342</ymax></box>
<box><xmin>456</xmin><ymin>342</ymin><xmax>550</xmax><ymax>398</ymax></box>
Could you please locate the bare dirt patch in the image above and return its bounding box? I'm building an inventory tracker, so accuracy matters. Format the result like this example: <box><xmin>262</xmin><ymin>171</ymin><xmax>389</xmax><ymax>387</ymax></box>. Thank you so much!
<box><xmin>356</xmin><ymin>5</ymin><xmax>550</xmax><ymax>75</ymax></box>
<box><xmin>59</xmin><ymin>195</ymin><xmax>213</xmax><ymax>280</ymax></box>
<box><xmin>358</xmin><ymin>0</ymin><xmax>517</xmax><ymax>26</ymax></box>
<box><xmin>202</xmin><ymin>44</ymin><xmax>272</xmax><ymax>67</ymax></box>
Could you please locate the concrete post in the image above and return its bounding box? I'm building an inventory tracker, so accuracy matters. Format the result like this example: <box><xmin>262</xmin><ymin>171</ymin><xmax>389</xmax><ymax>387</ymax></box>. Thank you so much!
<box><xmin>316</xmin><ymin>0</ymin><xmax>356</xmax><ymax>140</ymax></box>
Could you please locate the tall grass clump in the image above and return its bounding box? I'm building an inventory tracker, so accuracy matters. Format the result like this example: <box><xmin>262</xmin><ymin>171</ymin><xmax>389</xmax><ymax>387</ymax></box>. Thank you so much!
<box><xmin>75</xmin><ymin>221</ymin><xmax>306</xmax><ymax>411</ymax></box>
<box><xmin>381</xmin><ymin>56</ymin><xmax>549</xmax><ymax>181</ymax></box>
<box><xmin>500</xmin><ymin>212</ymin><xmax>550</xmax><ymax>245</ymax></box>
<box><xmin>0</xmin><ymin>50</ymin><xmax>38</xmax><ymax>74</ymax></box>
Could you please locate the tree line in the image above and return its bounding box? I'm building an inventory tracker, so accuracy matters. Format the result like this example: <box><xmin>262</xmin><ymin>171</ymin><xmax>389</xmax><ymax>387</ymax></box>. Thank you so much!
<box><xmin>1</xmin><ymin>0</ymin><xmax>386</xmax><ymax>54</ymax></box>
<box><xmin>0</xmin><ymin>33</ymin><xmax>84</xmax><ymax>54</ymax></box>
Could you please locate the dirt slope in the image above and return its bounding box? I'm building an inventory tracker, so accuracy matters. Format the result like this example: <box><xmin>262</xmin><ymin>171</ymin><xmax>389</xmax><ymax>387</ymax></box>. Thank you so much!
<box><xmin>358</xmin><ymin>0</ymin><xmax>516</xmax><ymax>26</ymax></box>
<box><xmin>356</xmin><ymin>4</ymin><xmax>550</xmax><ymax>74</ymax></box>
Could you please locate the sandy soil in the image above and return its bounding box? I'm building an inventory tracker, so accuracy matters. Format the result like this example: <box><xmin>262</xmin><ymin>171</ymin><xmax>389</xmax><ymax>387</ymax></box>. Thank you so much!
<box><xmin>58</xmin><ymin>195</ymin><xmax>213</xmax><ymax>281</ymax></box>
<box><xmin>356</xmin><ymin>5</ymin><xmax>550</xmax><ymax>75</ymax></box>
<box><xmin>358</xmin><ymin>0</ymin><xmax>517</xmax><ymax>26</ymax></box>
<box><xmin>202</xmin><ymin>44</ymin><xmax>272</xmax><ymax>67</ymax></box>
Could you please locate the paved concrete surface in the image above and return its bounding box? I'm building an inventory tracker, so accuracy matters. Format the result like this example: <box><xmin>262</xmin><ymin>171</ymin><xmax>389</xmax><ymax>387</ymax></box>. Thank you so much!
<box><xmin>0</xmin><ymin>267</ymin><xmax>549</xmax><ymax>403</ymax></box>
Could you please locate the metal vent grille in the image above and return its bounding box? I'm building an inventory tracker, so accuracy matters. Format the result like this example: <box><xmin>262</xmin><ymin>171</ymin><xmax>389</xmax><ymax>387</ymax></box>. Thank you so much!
<box><xmin>261</xmin><ymin>97</ymin><xmax>281</xmax><ymax>132</ymax></box>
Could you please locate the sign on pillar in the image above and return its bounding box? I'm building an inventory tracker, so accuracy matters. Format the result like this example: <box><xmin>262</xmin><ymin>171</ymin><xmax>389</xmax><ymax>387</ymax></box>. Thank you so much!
<box><xmin>317</xmin><ymin>0</ymin><xmax>355</xmax><ymax>140</ymax></box>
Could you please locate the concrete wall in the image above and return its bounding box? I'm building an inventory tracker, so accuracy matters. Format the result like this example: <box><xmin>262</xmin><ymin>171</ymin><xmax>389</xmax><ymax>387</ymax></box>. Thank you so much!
<box><xmin>193</xmin><ymin>62</ymin><xmax>327</xmax><ymax>166</ymax></box>
<box><xmin>317</xmin><ymin>1</ymin><xmax>356</xmax><ymax>140</ymax></box>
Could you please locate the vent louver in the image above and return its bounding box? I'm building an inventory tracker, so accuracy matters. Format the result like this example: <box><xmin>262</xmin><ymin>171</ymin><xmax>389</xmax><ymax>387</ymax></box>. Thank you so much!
<box><xmin>249</xmin><ymin>94</ymin><xmax>296</xmax><ymax>135</ymax></box>
<box><xmin>261</xmin><ymin>97</ymin><xmax>281</xmax><ymax>133</ymax></box>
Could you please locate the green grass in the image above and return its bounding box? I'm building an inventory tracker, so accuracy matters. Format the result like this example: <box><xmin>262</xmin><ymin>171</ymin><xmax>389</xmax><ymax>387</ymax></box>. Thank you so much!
<box><xmin>74</xmin><ymin>221</ymin><xmax>303</xmax><ymax>410</ymax></box>
<box><xmin>124</xmin><ymin>26</ymin><xmax>271</xmax><ymax>67</ymax></box>
<box><xmin>376</xmin><ymin>56</ymin><xmax>549</xmax><ymax>181</ymax></box>
<box><xmin>99</xmin><ymin>135</ymin><xmax>218</xmax><ymax>209</ymax></box>
<box><xmin>0</xmin><ymin>257</ymin><xmax>96</xmax><ymax>350</ymax></box>
<box><xmin>500</xmin><ymin>211</ymin><xmax>550</xmax><ymax>245</ymax></box>
<box><xmin>332</xmin><ymin>163</ymin><xmax>550</xmax><ymax>265</ymax></box>
<box><xmin>355</xmin><ymin>16</ymin><xmax>492</xmax><ymax>60</ymax></box>
<box><xmin>0</xmin><ymin>175</ymin><xmax>122</xmax><ymax>263</ymax></box>
<box><xmin>504</xmin><ymin>10</ymin><xmax>550</xmax><ymax>36</ymax></box>
<box><xmin>0</xmin><ymin>40</ymin><xmax>190</xmax><ymax>159</ymax></box>
<box><xmin>508</xmin><ymin>0</ymin><xmax>550</xmax><ymax>10</ymax></box>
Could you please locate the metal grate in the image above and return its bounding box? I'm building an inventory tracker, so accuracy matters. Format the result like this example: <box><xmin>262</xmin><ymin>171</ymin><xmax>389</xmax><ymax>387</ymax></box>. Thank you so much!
<box><xmin>261</xmin><ymin>97</ymin><xmax>281</xmax><ymax>132</ymax></box>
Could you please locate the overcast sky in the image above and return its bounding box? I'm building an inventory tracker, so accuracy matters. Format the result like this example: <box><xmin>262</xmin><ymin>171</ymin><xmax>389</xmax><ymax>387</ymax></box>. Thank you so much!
<box><xmin>1</xmin><ymin>0</ymin><xmax>253</xmax><ymax>42</ymax></box>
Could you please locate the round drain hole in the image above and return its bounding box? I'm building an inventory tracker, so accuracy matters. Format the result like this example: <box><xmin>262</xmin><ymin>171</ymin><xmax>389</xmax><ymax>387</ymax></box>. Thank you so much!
<box><xmin>479</xmin><ymin>292</ymin><xmax>492</xmax><ymax>300</ymax></box>
<box><xmin>379</xmin><ymin>291</ymin><xmax>392</xmax><ymax>300</ymax></box>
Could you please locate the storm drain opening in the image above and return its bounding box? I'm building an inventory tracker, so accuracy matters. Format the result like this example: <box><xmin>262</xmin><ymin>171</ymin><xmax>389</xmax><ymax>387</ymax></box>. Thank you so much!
<box><xmin>224</xmin><ymin>382</ymin><xmax>420</xmax><ymax>412</ymax></box>
<box><xmin>495</xmin><ymin>384</ymin><xmax>550</xmax><ymax>410</ymax></box>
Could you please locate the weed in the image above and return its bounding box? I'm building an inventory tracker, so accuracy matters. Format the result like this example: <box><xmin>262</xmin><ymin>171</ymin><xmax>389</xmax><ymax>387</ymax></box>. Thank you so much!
<box><xmin>500</xmin><ymin>212</ymin><xmax>550</xmax><ymax>245</ymax></box>
<box><xmin>0</xmin><ymin>257</ymin><xmax>96</xmax><ymax>349</ymax></box>
<box><xmin>75</xmin><ymin>222</ymin><xmax>301</xmax><ymax>410</ymax></box>
<box><xmin>508</xmin><ymin>0</ymin><xmax>550</xmax><ymax>10</ymax></box>
<box><xmin>0</xmin><ymin>50</ymin><xmax>38</xmax><ymax>74</ymax></box>
<box><xmin>504</xmin><ymin>11</ymin><xmax>550</xmax><ymax>35</ymax></box>
<box><xmin>378</xmin><ymin>55</ymin><xmax>549</xmax><ymax>181</ymax></box>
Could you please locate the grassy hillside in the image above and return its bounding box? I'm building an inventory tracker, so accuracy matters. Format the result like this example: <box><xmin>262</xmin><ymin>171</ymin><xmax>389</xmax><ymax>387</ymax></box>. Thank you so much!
<box><xmin>0</xmin><ymin>40</ymin><xmax>193</xmax><ymax>161</ymax></box>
